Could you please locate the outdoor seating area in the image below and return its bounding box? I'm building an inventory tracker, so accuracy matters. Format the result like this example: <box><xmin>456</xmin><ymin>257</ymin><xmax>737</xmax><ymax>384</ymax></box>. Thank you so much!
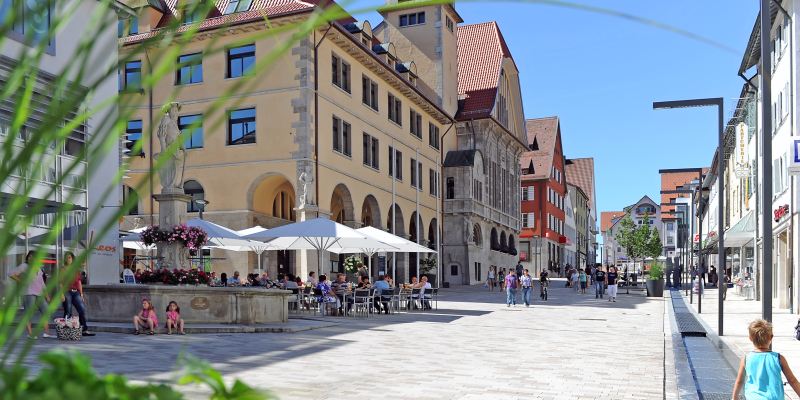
<box><xmin>287</xmin><ymin>283</ymin><xmax>439</xmax><ymax>317</ymax></box>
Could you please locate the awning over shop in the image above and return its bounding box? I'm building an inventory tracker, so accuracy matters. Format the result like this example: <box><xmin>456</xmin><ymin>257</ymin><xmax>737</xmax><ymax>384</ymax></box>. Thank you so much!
<box><xmin>724</xmin><ymin>211</ymin><xmax>756</xmax><ymax>248</ymax></box>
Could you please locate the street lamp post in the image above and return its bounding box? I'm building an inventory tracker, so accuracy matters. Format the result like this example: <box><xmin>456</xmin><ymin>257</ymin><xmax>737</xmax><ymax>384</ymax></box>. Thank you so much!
<box><xmin>195</xmin><ymin>199</ymin><xmax>209</xmax><ymax>220</ymax></box>
<box><xmin>653</xmin><ymin>97</ymin><xmax>725</xmax><ymax>335</ymax></box>
<box><xmin>758</xmin><ymin>0</ymin><xmax>774</xmax><ymax>323</ymax></box>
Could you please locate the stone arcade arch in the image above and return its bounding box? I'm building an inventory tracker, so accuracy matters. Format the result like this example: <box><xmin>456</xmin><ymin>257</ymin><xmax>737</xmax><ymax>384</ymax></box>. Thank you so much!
<box><xmin>248</xmin><ymin>173</ymin><xmax>296</xmax><ymax>277</ymax></box>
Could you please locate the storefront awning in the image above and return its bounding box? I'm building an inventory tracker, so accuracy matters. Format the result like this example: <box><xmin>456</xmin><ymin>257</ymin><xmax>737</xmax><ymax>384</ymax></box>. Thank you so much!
<box><xmin>724</xmin><ymin>211</ymin><xmax>756</xmax><ymax>248</ymax></box>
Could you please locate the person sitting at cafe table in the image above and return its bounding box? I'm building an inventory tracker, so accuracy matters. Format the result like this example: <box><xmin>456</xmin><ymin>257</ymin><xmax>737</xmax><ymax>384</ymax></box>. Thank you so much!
<box><xmin>315</xmin><ymin>275</ymin><xmax>340</xmax><ymax>315</ymax></box>
<box><xmin>307</xmin><ymin>271</ymin><xmax>318</xmax><ymax>286</ymax></box>
<box><xmin>284</xmin><ymin>274</ymin><xmax>299</xmax><ymax>290</ymax></box>
<box><xmin>356</xmin><ymin>275</ymin><xmax>372</xmax><ymax>289</ymax></box>
<box><xmin>372</xmin><ymin>275</ymin><xmax>392</xmax><ymax>314</ymax></box>
<box><xmin>218</xmin><ymin>272</ymin><xmax>228</xmax><ymax>287</ymax></box>
<box><xmin>229</xmin><ymin>271</ymin><xmax>243</xmax><ymax>286</ymax></box>
<box><xmin>257</xmin><ymin>272</ymin><xmax>272</xmax><ymax>287</ymax></box>
<box><xmin>419</xmin><ymin>275</ymin><xmax>433</xmax><ymax>310</ymax></box>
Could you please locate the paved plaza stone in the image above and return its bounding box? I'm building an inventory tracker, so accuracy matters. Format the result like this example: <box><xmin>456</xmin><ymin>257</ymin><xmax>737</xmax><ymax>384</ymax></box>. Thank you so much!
<box><xmin>20</xmin><ymin>281</ymin><xmax>674</xmax><ymax>399</ymax></box>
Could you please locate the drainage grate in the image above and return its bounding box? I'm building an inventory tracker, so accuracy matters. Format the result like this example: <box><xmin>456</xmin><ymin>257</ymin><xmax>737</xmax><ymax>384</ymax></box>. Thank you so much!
<box><xmin>671</xmin><ymin>291</ymin><xmax>706</xmax><ymax>337</ymax></box>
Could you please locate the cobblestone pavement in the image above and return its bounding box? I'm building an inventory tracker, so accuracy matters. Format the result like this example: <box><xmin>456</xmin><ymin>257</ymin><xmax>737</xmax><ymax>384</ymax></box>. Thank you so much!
<box><xmin>20</xmin><ymin>280</ymin><xmax>669</xmax><ymax>400</ymax></box>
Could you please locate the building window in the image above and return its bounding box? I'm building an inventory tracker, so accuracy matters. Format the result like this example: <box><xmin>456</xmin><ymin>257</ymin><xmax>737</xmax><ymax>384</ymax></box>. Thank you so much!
<box><xmin>224</xmin><ymin>0</ymin><xmax>253</xmax><ymax>14</ymax></box>
<box><xmin>399</xmin><ymin>12</ymin><xmax>425</xmax><ymax>27</ymax></box>
<box><xmin>410</xmin><ymin>110</ymin><xmax>422</xmax><ymax>138</ymax></box>
<box><xmin>178</xmin><ymin>114</ymin><xmax>203</xmax><ymax>149</ymax></box>
<box><xmin>446</xmin><ymin>177</ymin><xmax>455</xmax><ymax>199</ymax></box>
<box><xmin>361</xmin><ymin>75</ymin><xmax>378</xmax><ymax>110</ymax></box>
<box><xmin>125</xmin><ymin>120</ymin><xmax>143</xmax><ymax>151</ymax></box>
<box><xmin>666</xmin><ymin>222</ymin><xmax>674</xmax><ymax>231</ymax></box>
<box><xmin>118</xmin><ymin>16</ymin><xmax>138</xmax><ymax>37</ymax></box>
<box><xmin>227</xmin><ymin>108</ymin><xmax>256</xmax><ymax>145</ymax></box>
<box><xmin>387</xmin><ymin>147</ymin><xmax>402</xmax><ymax>180</ymax></box>
<box><xmin>123</xmin><ymin>185</ymin><xmax>139</xmax><ymax>215</ymax></box>
<box><xmin>445</xmin><ymin>16</ymin><xmax>454</xmax><ymax>32</ymax></box>
<box><xmin>2</xmin><ymin>0</ymin><xmax>53</xmax><ymax>48</ymax></box>
<box><xmin>428</xmin><ymin>123</ymin><xmax>439</xmax><ymax>149</ymax></box>
<box><xmin>331</xmin><ymin>53</ymin><xmax>351</xmax><ymax>93</ymax></box>
<box><xmin>181</xmin><ymin>7</ymin><xmax>203</xmax><ymax>25</ymax></box>
<box><xmin>521</xmin><ymin>186</ymin><xmax>534</xmax><ymax>201</ymax></box>
<box><xmin>332</xmin><ymin>116</ymin><xmax>351</xmax><ymax>156</ymax></box>
<box><xmin>123</xmin><ymin>60</ymin><xmax>142</xmax><ymax>91</ymax></box>
<box><xmin>176</xmin><ymin>53</ymin><xmax>203</xmax><ymax>85</ymax></box>
<box><xmin>429</xmin><ymin>169</ymin><xmax>439</xmax><ymax>197</ymax></box>
<box><xmin>184</xmin><ymin>180</ymin><xmax>204</xmax><ymax>212</ymax></box>
<box><xmin>388</xmin><ymin>93</ymin><xmax>402</xmax><ymax>125</ymax></box>
<box><xmin>410</xmin><ymin>159</ymin><xmax>422</xmax><ymax>190</ymax></box>
<box><xmin>227</xmin><ymin>44</ymin><xmax>255</xmax><ymax>78</ymax></box>
<box><xmin>362</xmin><ymin>133</ymin><xmax>378</xmax><ymax>169</ymax></box>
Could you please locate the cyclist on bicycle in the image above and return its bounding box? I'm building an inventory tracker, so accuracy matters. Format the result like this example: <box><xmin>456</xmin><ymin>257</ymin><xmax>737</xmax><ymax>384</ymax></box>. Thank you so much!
<box><xmin>539</xmin><ymin>269</ymin><xmax>549</xmax><ymax>300</ymax></box>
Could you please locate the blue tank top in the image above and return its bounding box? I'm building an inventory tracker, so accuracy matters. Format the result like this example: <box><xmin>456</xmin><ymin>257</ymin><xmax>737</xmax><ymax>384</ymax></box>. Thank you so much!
<box><xmin>745</xmin><ymin>351</ymin><xmax>784</xmax><ymax>400</ymax></box>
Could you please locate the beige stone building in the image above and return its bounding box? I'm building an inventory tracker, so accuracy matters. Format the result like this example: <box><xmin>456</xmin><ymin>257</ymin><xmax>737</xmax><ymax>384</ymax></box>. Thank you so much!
<box><xmin>118</xmin><ymin>0</ymin><xmax>460</xmax><ymax>281</ymax></box>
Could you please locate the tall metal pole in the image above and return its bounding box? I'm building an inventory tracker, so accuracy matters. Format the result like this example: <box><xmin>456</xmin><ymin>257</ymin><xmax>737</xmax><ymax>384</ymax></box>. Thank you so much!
<box><xmin>717</xmin><ymin>100</ymin><xmax>725</xmax><ymax>336</ymax></box>
<box><xmin>697</xmin><ymin>195</ymin><xmax>702</xmax><ymax>311</ymax></box>
<box><xmin>759</xmin><ymin>0</ymin><xmax>774</xmax><ymax>322</ymax></box>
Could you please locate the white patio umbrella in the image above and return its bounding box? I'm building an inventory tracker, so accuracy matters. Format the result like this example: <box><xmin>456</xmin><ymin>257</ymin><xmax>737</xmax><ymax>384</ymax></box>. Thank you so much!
<box><xmin>234</xmin><ymin>226</ymin><xmax>279</xmax><ymax>272</ymax></box>
<box><xmin>327</xmin><ymin>226</ymin><xmax>435</xmax><ymax>279</ymax></box>
<box><xmin>243</xmin><ymin>217</ymin><xmax>399</xmax><ymax>275</ymax></box>
<box><xmin>121</xmin><ymin>227</ymin><xmax>153</xmax><ymax>250</ymax></box>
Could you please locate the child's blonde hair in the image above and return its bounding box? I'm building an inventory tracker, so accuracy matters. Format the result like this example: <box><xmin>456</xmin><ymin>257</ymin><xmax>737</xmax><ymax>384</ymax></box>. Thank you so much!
<box><xmin>748</xmin><ymin>319</ymin><xmax>773</xmax><ymax>348</ymax></box>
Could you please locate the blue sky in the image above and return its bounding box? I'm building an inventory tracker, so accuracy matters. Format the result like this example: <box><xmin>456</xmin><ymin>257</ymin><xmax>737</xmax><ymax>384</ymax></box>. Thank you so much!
<box><xmin>342</xmin><ymin>0</ymin><xmax>756</xmax><ymax>226</ymax></box>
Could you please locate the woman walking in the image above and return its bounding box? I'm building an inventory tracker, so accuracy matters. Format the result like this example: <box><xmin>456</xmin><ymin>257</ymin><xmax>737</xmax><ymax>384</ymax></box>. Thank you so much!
<box><xmin>498</xmin><ymin>268</ymin><xmax>506</xmax><ymax>291</ymax></box>
<box><xmin>487</xmin><ymin>266</ymin><xmax>496</xmax><ymax>291</ymax></box>
<box><xmin>504</xmin><ymin>270</ymin><xmax>518</xmax><ymax>307</ymax></box>
<box><xmin>606</xmin><ymin>266</ymin><xmax>619</xmax><ymax>302</ymax></box>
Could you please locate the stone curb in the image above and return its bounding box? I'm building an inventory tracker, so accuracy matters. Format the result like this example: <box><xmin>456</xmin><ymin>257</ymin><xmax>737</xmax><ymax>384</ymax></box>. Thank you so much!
<box><xmin>676</xmin><ymin>293</ymin><xmax>742</xmax><ymax>372</ymax></box>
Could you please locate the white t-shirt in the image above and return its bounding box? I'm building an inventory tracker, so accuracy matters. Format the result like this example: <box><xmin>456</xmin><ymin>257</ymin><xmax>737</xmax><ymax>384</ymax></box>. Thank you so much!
<box><xmin>8</xmin><ymin>263</ymin><xmax>45</xmax><ymax>296</ymax></box>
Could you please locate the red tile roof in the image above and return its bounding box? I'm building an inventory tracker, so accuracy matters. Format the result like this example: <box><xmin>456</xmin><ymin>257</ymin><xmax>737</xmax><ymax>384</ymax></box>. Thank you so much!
<box><xmin>601</xmin><ymin>211</ymin><xmax>625</xmax><ymax>233</ymax></box>
<box><xmin>659</xmin><ymin>169</ymin><xmax>705</xmax><ymax>214</ymax></box>
<box><xmin>456</xmin><ymin>21</ymin><xmax>514</xmax><ymax>120</ymax></box>
<box><xmin>122</xmin><ymin>0</ymin><xmax>340</xmax><ymax>45</ymax></box>
<box><xmin>520</xmin><ymin>117</ymin><xmax>559</xmax><ymax>180</ymax></box>
<box><xmin>565</xmin><ymin>158</ymin><xmax>595</xmax><ymax>206</ymax></box>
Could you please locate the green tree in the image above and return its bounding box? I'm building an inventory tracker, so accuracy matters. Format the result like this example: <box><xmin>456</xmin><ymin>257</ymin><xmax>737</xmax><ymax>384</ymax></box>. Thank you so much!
<box><xmin>643</xmin><ymin>224</ymin><xmax>664</xmax><ymax>260</ymax></box>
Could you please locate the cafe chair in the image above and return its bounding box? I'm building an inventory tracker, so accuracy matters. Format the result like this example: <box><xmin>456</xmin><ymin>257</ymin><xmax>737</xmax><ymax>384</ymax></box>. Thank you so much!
<box><xmin>352</xmin><ymin>289</ymin><xmax>371</xmax><ymax>318</ymax></box>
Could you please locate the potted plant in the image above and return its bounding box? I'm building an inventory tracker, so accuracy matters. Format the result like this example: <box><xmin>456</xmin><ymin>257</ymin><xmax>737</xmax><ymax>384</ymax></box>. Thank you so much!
<box><xmin>646</xmin><ymin>262</ymin><xmax>665</xmax><ymax>297</ymax></box>
<box><xmin>343</xmin><ymin>255</ymin><xmax>364</xmax><ymax>281</ymax></box>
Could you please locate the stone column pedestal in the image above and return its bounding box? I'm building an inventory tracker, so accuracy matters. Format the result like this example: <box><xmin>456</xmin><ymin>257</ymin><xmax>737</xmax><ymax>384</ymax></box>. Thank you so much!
<box><xmin>153</xmin><ymin>191</ymin><xmax>192</xmax><ymax>269</ymax></box>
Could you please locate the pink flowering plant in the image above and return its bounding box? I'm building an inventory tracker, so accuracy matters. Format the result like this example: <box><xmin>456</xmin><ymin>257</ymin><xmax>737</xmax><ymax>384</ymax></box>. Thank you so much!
<box><xmin>141</xmin><ymin>224</ymin><xmax>208</xmax><ymax>250</ymax></box>
<box><xmin>53</xmin><ymin>317</ymin><xmax>81</xmax><ymax>329</ymax></box>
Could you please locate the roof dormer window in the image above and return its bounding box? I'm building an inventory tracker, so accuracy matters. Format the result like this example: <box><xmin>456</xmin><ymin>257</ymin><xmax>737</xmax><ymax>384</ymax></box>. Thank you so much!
<box><xmin>225</xmin><ymin>0</ymin><xmax>253</xmax><ymax>14</ymax></box>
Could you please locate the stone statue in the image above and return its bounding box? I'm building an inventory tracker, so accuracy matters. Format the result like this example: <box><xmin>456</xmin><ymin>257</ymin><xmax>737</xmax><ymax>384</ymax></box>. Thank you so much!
<box><xmin>155</xmin><ymin>102</ymin><xmax>185</xmax><ymax>193</ymax></box>
<box><xmin>298</xmin><ymin>171</ymin><xmax>313</xmax><ymax>208</ymax></box>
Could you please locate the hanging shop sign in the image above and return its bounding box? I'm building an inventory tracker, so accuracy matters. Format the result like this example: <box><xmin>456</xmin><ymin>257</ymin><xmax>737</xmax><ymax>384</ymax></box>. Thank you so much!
<box><xmin>734</xmin><ymin>123</ymin><xmax>751</xmax><ymax>178</ymax></box>
<box><xmin>790</xmin><ymin>139</ymin><xmax>800</xmax><ymax>175</ymax></box>
<box><xmin>774</xmin><ymin>204</ymin><xmax>790</xmax><ymax>223</ymax></box>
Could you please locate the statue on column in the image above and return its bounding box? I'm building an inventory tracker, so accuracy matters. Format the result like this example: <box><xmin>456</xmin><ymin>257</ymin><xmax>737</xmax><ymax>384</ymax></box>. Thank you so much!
<box><xmin>155</xmin><ymin>102</ymin><xmax>186</xmax><ymax>193</ymax></box>
<box><xmin>297</xmin><ymin>170</ymin><xmax>313</xmax><ymax>209</ymax></box>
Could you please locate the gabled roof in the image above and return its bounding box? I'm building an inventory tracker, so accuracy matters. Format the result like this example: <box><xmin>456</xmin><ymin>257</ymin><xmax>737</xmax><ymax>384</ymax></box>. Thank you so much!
<box><xmin>122</xmin><ymin>0</ymin><xmax>345</xmax><ymax>44</ymax></box>
<box><xmin>520</xmin><ymin>117</ymin><xmax>560</xmax><ymax>180</ymax></box>
<box><xmin>456</xmin><ymin>21</ymin><xmax>514</xmax><ymax>120</ymax></box>
<box><xmin>601</xmin><ymin>211</ymin><xmax>624</xmax><ymax>233</ymax></box>
<box><xmin>565</xmin><ymin>158</ymin><xmax>595</xmax><ymax>207</ymax></box>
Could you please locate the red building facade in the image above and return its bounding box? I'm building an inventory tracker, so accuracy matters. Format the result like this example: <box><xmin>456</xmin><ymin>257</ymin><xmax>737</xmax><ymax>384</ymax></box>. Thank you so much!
<box><xmin>519</xmin><ymin>117</ymin><xmax>567</xmax><ymax>275</ymax></box>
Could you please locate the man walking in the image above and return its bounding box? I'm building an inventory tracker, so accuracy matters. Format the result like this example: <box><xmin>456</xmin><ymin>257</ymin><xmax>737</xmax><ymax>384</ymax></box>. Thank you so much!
<box><xmin>520</xmin><ymin>269</ymin><xmax>533</xmax><ymax>307</ymax></box>
<box><xmin>504</xmin><ymin>271</ymin><xmax>518</xmax><ymax>307</ymax></box>
<box><xmin>515</xmin><ymin>261</ymin><xmax>524</xmax><ymax>280</ymax></box>
<box><xmin>594</xmin><ymin>266</ymin><xmax>606</xmax><ymax>299</ymax></box>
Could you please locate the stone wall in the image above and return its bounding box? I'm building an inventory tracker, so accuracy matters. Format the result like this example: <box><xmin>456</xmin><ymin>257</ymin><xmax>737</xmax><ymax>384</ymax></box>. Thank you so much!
<box><xmin>85</xmin><ymin>284</ymin><xmax>290</xmax><ymax>324</ymax></box>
